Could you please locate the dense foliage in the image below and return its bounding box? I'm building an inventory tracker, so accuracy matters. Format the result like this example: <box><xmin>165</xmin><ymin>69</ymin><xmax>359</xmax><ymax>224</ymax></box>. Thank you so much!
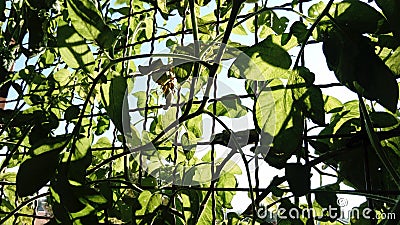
<box><xmin>0</xmin><ymin>0</ymin><xmax>400</xmax><ymax>224</ymax></box>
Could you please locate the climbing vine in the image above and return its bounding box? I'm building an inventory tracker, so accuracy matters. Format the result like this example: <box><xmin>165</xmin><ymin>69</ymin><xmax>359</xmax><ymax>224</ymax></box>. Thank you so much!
<box><xmin>0</xmin><ymin>0</ymin><xmax>400</xmax><ymax>224</ymax></box>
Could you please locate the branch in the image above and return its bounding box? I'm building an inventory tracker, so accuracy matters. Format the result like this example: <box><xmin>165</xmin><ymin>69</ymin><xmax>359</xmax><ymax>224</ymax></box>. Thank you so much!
<box><xmin>293</xmin><ymin>0</ymin><xmax>335</xmax><ymax>69</ymax></box>
<box><xmin>242</xmin><ymin>176</ymin><xmax>287</xmax><ymax>215</ymax></box>
<box><xmin>358</xmin><ymin>95</ymin><xmax>400</xmax><ymax>188</ymax></box>
<box><xmin>203</xmin><ymin>110</ymin><xmax>257</xmax><ymax>220</ymax></box>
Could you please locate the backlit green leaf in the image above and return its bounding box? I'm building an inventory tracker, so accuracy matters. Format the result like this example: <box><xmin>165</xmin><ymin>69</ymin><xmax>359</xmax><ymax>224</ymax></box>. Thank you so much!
<box><xmin>31</xmin><ymin>136</ymin><xmax>69</xmax><ymax>156</ymax></box>
<box><xmin>229</xmin><ymin>36</ymin><xmax>291</xmax><ymax>80</ymax></box>
<box><xmin>57</xmin><ymin>24</ymin><xmax>95</xmax><ymax>73</ymax></box>
<box><xmin>207</xmin><ymin>95</ymin><xmax>248</xmax><ymax>118</ymax></box>
<box><xmin>95</xmin><ymin>115</ymin><xmax>110</xmax><ymax>135</ymax></box>
<box><xmin>216</xmin><ymin>173</ymin><xmax>237</xmax><ymax>209</ymax></box>
<box><xmin>197</xmin><ymin>195</ymin><xmax>223</xmax><ymax>225</ymax></box>
<box><xmin>74</xmin><ymin>135</ymin><xmax>93</xmax><ymax>161</ymax></box>
<box><xmin>186</xmin><ymin>115</ymin><xmax>203</xmax><ymax>138</ymax></box>
<box><xmin>385</xmin><ymin>47</ymin><xmax>400</xmax><ymax>76</ymax></box>
<box><xmin>256</xmin><ymin>79</ymin><xmax>304</xmax><ymax>168</ymax></box>
<box><xmin>67</xmin><ymin>0</ymin><xmax>115</xmax><ymax>48</ymax></box>
<box><xmin>53</xmin><ymin>69</ymin><xmax>71</xmax><ymax>86</ymax></box>
<box><xmin>323</xmin><ymin>95</ymin><xmax>343</xmax><ymax>113</ymax></box>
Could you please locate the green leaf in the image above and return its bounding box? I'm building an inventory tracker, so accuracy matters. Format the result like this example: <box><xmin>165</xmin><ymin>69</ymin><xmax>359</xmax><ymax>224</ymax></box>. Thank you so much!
<box><xmin>0</xmin><ymin>172</ymin><xmax>16</xmax><ymax>182</ymax></box>
<box><xmin>319</xmin><ymin>100</ymin><xmax>360</xmax><ymax>139</ymax></box>
<box><xmin>303</xmin><ymin>86</ymin><xmax>325</xmax><ymax>125</ymax></box>
<box><xmin>229</xmin><ymin>36</ymin><xmax>291</xmax><ymax>80</ymax></box>
<box><xmin>323</xmin><ymin>28</ymin><xmax>398</xmax><ymax>112</ymax></box>
<box><xmin>197</xmin><ymin>195</ymin><xmax>223</xmax><ymax>225</ymax></box>
<box><xmin>75</xmin><ymin>186</ymin><xmax>108</xmax><ymax>206</ymax></box>
<box><xmin>39</xmin><ymin>49</ymin><xmax>55</xmax><ymax>67</ymax></box>
<box><xmin>322</xmin><ymin>95</ymin><xmax>343</xmax><ymax>113</ymax></box>
<box><xmin>146</xmin><ymin>193</ymin><xmax>162</xmax><ymax>213</ymax></box>
<box><xmin>207</xmin><ymin>95</ymin><xmax>248</xmax><ymax>118</ymax></box>
<box><xmin>64</xmin><ymin>105</ymin><xmax>80</xmax><ymax>121</ymax></box>
<box><xmin>216</xmin><ymin>173</ymin><xmax>237</xmax><ymax>209</ymax></box>
<box><xmin>141</xmin><ymin>176</ymin><xmax>158</xmax><ymax>187</ymax></box>
<box><xmin>370</xmin><ymin>111</ymin><xmax>399</xmax><ymax>128</ymax></box>
<box><xmin>53</xmin><ymin>69</ymin><xmax>71</xmax><ymax>86</ymax></box>
<box><xmin>331</xmin><ymin>0</ymin><xmax>389</xmax><ymax>34</ymax></box>
<box><xmin>310</xmin><ymin>0</ymin><xmax>389</xmax><ymax>34</ymax></box>
<box><xmin>385</xmin><ymin>47</ymin><xmax>400</xmax><ymax>76</ymax></box>
<box><xmin>173</xmin><ymin>62</ymin><xmax>193</xmax><ymax>83</ymax></box>
<box><xmin>285</xmin><ymin>163</ymin><xmax>311</xmax><ymax>197</ymax></box>
<box><xmin>186</xmin><ymin>115</ymin><xmax>203</xmax><ymax>138</ymax></box>
<box><xmin>31</xmin><ymin>136</ymin><xmax>69</xmax><ymax>156</ymax></box>
<box><xmin>290</xmin><ymin>69</ymin><xmax>324</xmax><ymax>125</ymax></box>
<box><xmin>227</xmin><ymin>212</ymin><xmax>241</xmax><ymax>225</ymax></box>
<box><xmin>133</xmin><ymin>90</ymin><xmax>157</xmax><ymax>117</ymax></box>
<box><xmin>256</xmin><ymin>79</ymin><xmax>304</xmax><ymax>168</ymax></box>
<box><xmin>74</xmin><ymin>135</ymin><xmax>93</xmax><ymax>161</ymax></box>
<box><xmin>57</xmin><ymin>24</ymin><xmax>95</xmax><ymax>73</ymax></box>
<box><xmin>257</xmin><ymin>10</ymin><xmax>289</xmax><ymax>35</ymax></box>
<box><xmin>375</xmin><ymin>0</ymin><xmax>400</xmax><ymax>36</ymax></box>
<box><xmin>101</xmin><ymin>76</ymin><xmax>129</xmax><ymax>133</ymax></box>
<box><xmin>17</xmin><ymin>150</ymin><xmax>60</xmax><ymax>197</ymax></box>
<box><xmin>161</xmin><ymin>107</ymin><xmax>178</xmax><ymax>131</ymax></box>
<box><xmin>296</xmin><ymin>66</ymin><xmax>315</xmax><ymax>86</ymax></box>
<box><xmin>136</xmin><ymin>191</ymin><xmax>161</xmax><ymax>216</ymax></box>
<box><xmin>66</xmin><ymin>0</ymin><xmax>115</xmax><ymax>48</ymax></box>
<box><xmin>157</xmin><ymin>0</ymin><xmax>169</xmax><ymax>14</ymax></box>
<box><xmin>308</xmin><ymin>1</ymin><xmax>326</xmax><ymax>19</ymax></box>
<box><xmin>0</xmin><ymin>0</ymin><xmax>5</xmax><ymax>21</ymax></box>
<box><xmin>133</xmin><ymin>91</ymin><xmax>147</xmax><ymax>117</ymax></box>
<box><xmin>314</xmin><ymin>183</ymin><xmax>339</xmax><ymax>209</ymax></box>
<box><xmin>289</xmin><ymin>21</ymin><xmax>308</xmax><ymax>44</ymax></box>
<box><xmin>181</xmin><ymin>132</ymin><xmax>196</xmax><ymax>160</ymax></box>
<box><xmin>95</xmin><ymin>115</ymin><xmax>110</xmax><ymax>135</ymax></box>
<box><xmin>92</xmin><ymin>137</ymin><xmax>112</xmax><ymax>149</ymax></box>
<box><xmin>232</xmin><ymin>24</ymin><xmax>247</xmax><ymax>35</ymax></box>
<box><xmin>269</xmin><ymin>33</ymin><xmax>301</xmax><ymax>51</ymax></box>
<box><xmin>256</xmin><ymin>79</ymin><xmax>293</xmax><ymax>137</ymax></box>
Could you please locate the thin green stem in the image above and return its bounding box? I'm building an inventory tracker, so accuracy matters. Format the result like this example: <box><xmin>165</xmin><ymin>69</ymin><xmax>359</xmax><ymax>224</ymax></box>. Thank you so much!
<box><xmin>183</xmin><ymin>0</ymin><xmax>201</xmax><ymax>117</ymax></box>
<box><xmin>358</xmin><ymin>94</ymin><xmax>400</xmax><ymax>189</ymax></box>
<box><xmin>203</xmin><ymin>109</ymin><xmax>257</xmax><ymax>222</ymax></box>
<box><xmin>293</xmin><ymin>0</ymin><xmax>335</xmax><ymax>69</ymax></box>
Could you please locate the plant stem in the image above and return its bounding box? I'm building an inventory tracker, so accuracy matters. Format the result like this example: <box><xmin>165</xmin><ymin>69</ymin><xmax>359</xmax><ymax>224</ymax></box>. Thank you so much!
<box><xmin>358</xmin><ymin>94</ymin><xmax>400</xmax><ymax>189</ymax></box>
